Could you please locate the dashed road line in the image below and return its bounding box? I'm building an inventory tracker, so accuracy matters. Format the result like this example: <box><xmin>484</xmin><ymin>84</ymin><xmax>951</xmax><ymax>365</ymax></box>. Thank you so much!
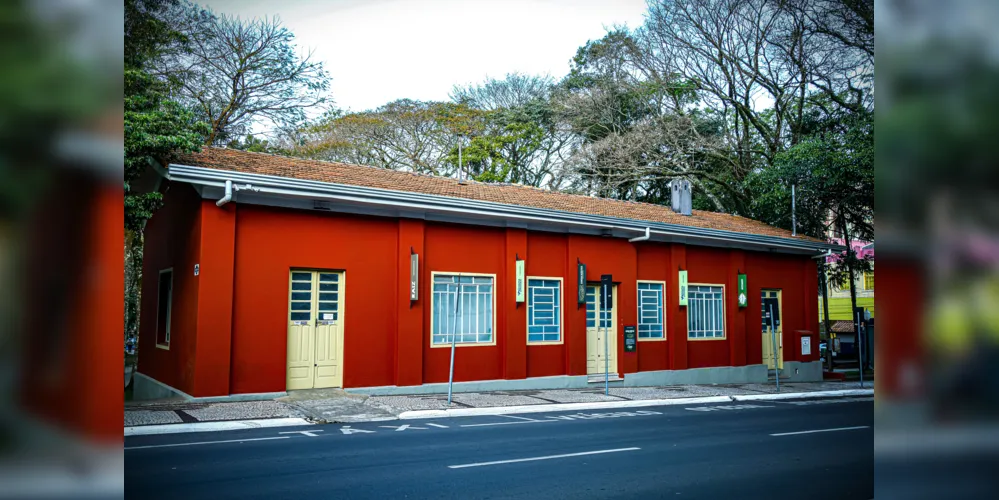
<box><xmin>770</xmin><ymin>426</ymin><xmax>870</xmax><ymax>437</ymax></box>
<box><xmin>125</xmin><ymin>436</ymin><xmax>290</xmax><ymax>450</ymax></box>
<box><xmin>448</xmin><ymin>447</ymin><xmax>641</xmax><ymax>469</ymax></box>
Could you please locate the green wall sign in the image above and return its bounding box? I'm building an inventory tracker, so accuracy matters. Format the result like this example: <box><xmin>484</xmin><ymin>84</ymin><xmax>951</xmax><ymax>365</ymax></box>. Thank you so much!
<box><xmin>737</xmin><ymin>273</ymin><xmax>747</xmax><ymax>308</ymax></box>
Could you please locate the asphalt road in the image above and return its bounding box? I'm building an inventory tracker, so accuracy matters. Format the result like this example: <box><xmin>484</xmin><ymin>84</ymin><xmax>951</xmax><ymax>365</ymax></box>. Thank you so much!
<box><xmin>126</xmin><ymin>397</ymin><xmax>873</xmax><ymax>499</ymax></box>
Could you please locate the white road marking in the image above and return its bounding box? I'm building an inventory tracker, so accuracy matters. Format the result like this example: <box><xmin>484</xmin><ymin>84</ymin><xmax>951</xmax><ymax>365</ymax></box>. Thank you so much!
<box><xmin>448</xmin><ymin>447</ymin><xmax>641</xmax><ymax>469</ymax></box>
<box><xmin>379</xmin><ymin>424</ymin><xmax>426</xmax><ymax>432</ymax></box>
<box><xmin>125</xmin><ymin>436</ymin><xmax>289</xmax><ymax>450</ymax></box>
<box><xmin>279</xmin><ymin>430</ymin><xmax>324</xmax><ymax>437</ymax></box>
<box><xmin>500</xmin><ymin>415</ymin><xmax>538</xmax><ymax>421</ymax></box>
<box><xmin>339</xmin><ymin>426</ymin><xmax>376</xmax><ymax>435</ymax></box>
<box><xmin>770</xmin><ymin>426</ymin><xmax>870</xmax><ymax>437</ymax></box>
<box><xmin>782</xmin><ymin>397</ymin><xmax>874</xmax><ymax>406</ymax></box>
<box><xmin>686</xmin><ymin>404</ymin><xmax>774</xmax><ymax>412</ymax></box>
<box><xmin>460</xmin><ymin>419</ymin><xmax>560</xmax><ymax>428</ymax></box>
<box><xmin>426</xmin><ymin>423</ymin><xmax>449</xmax><ymax>428</ymax></box>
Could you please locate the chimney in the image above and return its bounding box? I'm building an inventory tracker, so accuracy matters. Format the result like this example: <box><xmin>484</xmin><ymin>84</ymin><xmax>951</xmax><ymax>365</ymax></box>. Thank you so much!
<box><xmin>670</xmin><ymin>179</ymin><xmax>692</xmax><ymax>216</ymax></box>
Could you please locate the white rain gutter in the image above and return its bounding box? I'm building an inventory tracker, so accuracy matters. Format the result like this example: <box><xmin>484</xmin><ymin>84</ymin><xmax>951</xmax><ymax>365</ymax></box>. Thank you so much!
<box><xmin>811</xmin><ymin>249</ymin><xmax>834</xmax><ymax>260</ymax></box>
<box><xmin>628</xmin><ymin>227</ymin><xmax>651</xmax><ymax>243</ymax></box>
<box><xmin>216</xmin><ymin>180</ymin><xmax>233</xmax><ymax>207</ymax></box>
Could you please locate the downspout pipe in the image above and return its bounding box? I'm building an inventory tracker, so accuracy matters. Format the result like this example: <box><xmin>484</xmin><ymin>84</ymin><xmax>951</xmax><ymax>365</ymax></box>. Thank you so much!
<box><xmin>216</xmin><ymin>180</ymin><xmax>233</xmax><ymax>207</ymax></box>
<box><xmin>628</xmin><ymin>227</ymin><xmax>651</xmax><ymax>243</ymax></box>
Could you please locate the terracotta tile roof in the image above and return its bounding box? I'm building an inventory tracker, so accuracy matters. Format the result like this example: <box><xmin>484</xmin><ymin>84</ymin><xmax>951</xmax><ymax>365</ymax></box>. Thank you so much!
<box><xmin>171</xmin><ymin>147</ymin><xmax>822</xmax><ymax>243</ymax></box>
<box><xmin>830</xmin><ymin>321</ymin><xmax>856</xmax><ymax>333</ymax></box>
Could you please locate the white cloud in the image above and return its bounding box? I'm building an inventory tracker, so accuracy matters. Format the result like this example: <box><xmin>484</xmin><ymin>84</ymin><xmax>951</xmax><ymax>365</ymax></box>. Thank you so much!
<box><xmin>199</xmin><ymin>0</ymin><xmax>647</xmax><ymax>111</ymax></box>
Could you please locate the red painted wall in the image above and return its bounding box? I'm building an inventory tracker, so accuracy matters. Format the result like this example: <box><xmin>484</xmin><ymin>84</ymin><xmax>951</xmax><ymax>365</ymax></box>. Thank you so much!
<box><xmin>421</xmin><ymin>223</ymin><xmax>506</xmax><ymax>383</ymax></box>
<box><xmin>525</xmin><ymin>233</ymin><xmax>568</xmax><ymax>378</ymax></box>
<box><xmin>141</xmin><ymin>192</ymin><xmax>823</xmax><ymax>394</ymax></box>
<box><xmin>137</xmin><ymin>182</ymin><xmax>202</xmax><ymax>395</ymax></box>
<box><xmin>229</xmin><ymin>205</ymin><xmax>398</xmax><ymax>393</ymax></box>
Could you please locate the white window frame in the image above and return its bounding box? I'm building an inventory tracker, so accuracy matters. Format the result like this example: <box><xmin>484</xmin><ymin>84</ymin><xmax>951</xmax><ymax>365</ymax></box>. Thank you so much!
<box><xmin>156</xmin><ymin>268</ymin><xmax>174</xmax><ymax>349</ymax></box>
<box><xmin>637</xmin><ymin>280</ymin><xmax>666</xmax><ymax>341</ymax></box>
<box><xmin>430</xmin><ymin>271</ymin><xmax>497</xmax><ymax>347</ymax></box>
<box><xmin>687</xmin><ymin>283</ymin><xmax>726</xmax><ymax>340</ymax></box>
<box><xmin>526</xmin><ymin>276</ymin><xmax>563</xmax><ymax>345</ymax></box>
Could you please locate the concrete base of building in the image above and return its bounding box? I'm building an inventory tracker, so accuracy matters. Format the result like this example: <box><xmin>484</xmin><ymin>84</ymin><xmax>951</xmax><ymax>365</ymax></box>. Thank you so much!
<box><xmin>780</xmin><ymin>361</ymin><xmax>824</xmax><ymax>382</ymax></box>
<box><xmin>623</xmin><ymin>364</ymin><xmax>769</xmax><ymax>386</ymax></box>
<box><xmin>130</xmin><ymin>372</ymin><xmax>286</xmax><ymax>402</ymax></box>
<box><xmin>345</xmin><ymin>375</ymin><xmax>591</xmax><ymax>396</ymax></box>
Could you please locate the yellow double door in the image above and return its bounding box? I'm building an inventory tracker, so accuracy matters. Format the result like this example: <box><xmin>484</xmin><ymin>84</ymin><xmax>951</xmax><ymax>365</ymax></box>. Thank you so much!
<box><xmin>287</xmin><ymin>270</ymin><xmax>344</xmax><ymax>390</ymax></box>
<box><xmin>585</xmin><ymin>284</ymin><xmax>618</xmax><ymax>376</ymax></box>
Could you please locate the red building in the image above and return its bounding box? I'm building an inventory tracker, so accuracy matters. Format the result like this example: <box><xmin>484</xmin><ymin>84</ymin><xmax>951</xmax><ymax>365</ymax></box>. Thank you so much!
<box><xmin>133</xmin><ymin>147</ymin><xmax>834</xmax><ymax>400</ymax></box>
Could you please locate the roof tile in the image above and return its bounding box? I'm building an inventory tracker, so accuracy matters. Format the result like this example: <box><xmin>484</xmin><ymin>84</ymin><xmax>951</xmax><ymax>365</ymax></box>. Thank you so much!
<box><xmin>171</xmin><ymin>147</ymin><xmax>821</xmax><ymax>242</ymax></box>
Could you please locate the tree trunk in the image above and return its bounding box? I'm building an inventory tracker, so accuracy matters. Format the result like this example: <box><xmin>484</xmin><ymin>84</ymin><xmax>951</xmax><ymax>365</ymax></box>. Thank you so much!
<box><xmin>820</xmin><ymin>261</ymin><xmax>834</xmax><ymax>372</ymax></box>
<box><xmin>840</xmin><ymin>217</ymin><xmax>861</xmax><ymax>370</ymax></box>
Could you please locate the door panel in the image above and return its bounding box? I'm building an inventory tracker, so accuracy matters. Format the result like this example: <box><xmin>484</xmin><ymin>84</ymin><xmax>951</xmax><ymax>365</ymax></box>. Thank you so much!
<box><xmin>313</xmin><ymin>272</ymin><xmax>343</xmax><ymax>389</ymax></box>
<box><xmin>761</xmin><ymin>289</ymin><xmax>784</xmax><ymax>369</ymax></box>
<box><xmin>287</xmin><ymin>272</ymin><xmax>316</xmax><ymax>390</ymax></box>
<box><xmin>586</xmin><ymin>284</ymin><xmax>618</xmax><ymax>375</ymax></box>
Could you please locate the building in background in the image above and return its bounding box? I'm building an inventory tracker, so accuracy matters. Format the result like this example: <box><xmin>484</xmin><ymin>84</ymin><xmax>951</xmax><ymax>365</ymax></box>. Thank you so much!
<box><xmin>132</xmin><ymin>148</ymin><xmax>839</xmax><ymax>400</ymax></box>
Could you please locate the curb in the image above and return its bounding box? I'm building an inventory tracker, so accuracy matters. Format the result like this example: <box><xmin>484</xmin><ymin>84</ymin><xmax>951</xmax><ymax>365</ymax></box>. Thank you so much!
<box><xmin>398</xmin><ymin>389</ymin><xmax>874</xmax><ymax>420</ymax></box>
<box><xmin>125</xmin><ymin>417</ymin><xmax>313</xmax><ymax>437</ymax></box>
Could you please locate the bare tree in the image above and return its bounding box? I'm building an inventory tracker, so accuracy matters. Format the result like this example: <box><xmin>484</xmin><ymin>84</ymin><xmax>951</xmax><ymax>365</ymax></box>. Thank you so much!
<box><xmin>163</xmin><ymin>3</ymin><xmax>330</xmax><ymax>145</ymax></box>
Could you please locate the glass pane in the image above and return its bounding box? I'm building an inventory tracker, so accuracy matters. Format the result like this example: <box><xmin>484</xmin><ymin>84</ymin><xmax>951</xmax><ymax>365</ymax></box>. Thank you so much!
<box><xmin>291</xmin><ymin>292</ymin><xmax>311</xmax><ymax>301</ymax></box>
<box><xmin>318</xmin><ymin>301</ymin><xmax>337</xmax><ymax>312</ymax></box>
<box><xmin>319</xmin><ymin>273</ymin><xmax>339</xmax><ymax>282</ymax></box>
<box><xmin>290</xmin><ymin>312</ymin><xmax>310</xmax><ymax>321</ymax></box>
<box><xmin>319</xmin><ymin>292</ymin><xmax>338</xmax><ymax>301</ymax></box>
<box><xmin>319</xmin><ymin>283</ymin><xmax>338</xmax><ymax>292</ymax></box>
<box><xmin>292</xmin><ymin>282</ymin><xmax>312</xmax><ymax>291</ymax></box>
<box><xmin>292</xmin><ymin>272</ymin><xmax>312</xmax><ymax>281</ymax></box>
<box><xmin>290</xmin><ymin>301</ymin><xmax>311</xmax><ymax>311</ymax></box>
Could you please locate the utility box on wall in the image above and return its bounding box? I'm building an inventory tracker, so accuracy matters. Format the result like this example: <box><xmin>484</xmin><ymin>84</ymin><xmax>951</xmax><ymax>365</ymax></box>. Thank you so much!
<box><xmin>795</xmin><ymin>330</ymin><xmax>819</xmax><ymax>362</ymax></box>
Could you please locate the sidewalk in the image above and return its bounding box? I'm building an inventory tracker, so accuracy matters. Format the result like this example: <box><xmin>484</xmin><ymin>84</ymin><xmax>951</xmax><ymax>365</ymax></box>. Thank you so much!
<box><xmin>125</xmin><ymin>381</ymin><xmax>870</xmax><ymax>434</ymax></box>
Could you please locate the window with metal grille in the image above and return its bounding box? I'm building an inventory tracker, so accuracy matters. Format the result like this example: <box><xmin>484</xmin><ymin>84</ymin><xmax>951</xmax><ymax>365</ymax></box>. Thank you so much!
<box><xmin>688</xmin><ymin>285</ymin><xmax>725</xmax><ymax>339</ymax></box>
<box><xmin>527</xmin><ymin>278</ymin><xmax>561</xmax><ymax>343</ymax></box>
<box><xmin>431</xmin><ymin>274</ymin><xmax>494</xmax><ymax>345</ymax></box>
<box><xmin>638</xmin><ymin>282</ymin><xmax>664</xmax><ymax>339</ymax></box>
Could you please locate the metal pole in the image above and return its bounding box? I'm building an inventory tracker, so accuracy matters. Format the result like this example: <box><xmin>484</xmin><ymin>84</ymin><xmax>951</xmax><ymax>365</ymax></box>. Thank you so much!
<box><xmin>769</xmin><ymin>304</ymin><xmax>779</xmax><ymax>393</ymax></box>
<box><xmin>604</xmin><ymin>290</ymin><xmax>609</xmax><ymax>396</ymax></box>
<box><xmin>447</xmin><ymin>278</ymin><xmax>462</xmax><ymax>405</ymax></box>
<box><xmin>791</xmin><ymin>184</ymin><xmax>797</xmax><ymax>237</ymax></box>
<box><xmin>856</xmin><ymin>310</ymin><xmax>864</xmax><ymax>389</ymax></box>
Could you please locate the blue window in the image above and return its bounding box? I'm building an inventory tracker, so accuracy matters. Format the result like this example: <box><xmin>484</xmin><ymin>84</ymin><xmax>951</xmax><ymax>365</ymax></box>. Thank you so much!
<box><xmin>431</xmin><ymin>274</ymin><xmax>494</xmax><ymax>345</ymax></box>
<box><xmin>527</xmin><ymin>278</ymin><xmax>561</xmax><ymax>343</ymax></box>
<box><xmin>688</xmin><ymin>285</ymin><xmax>725</xmax><ymax>339</ymax></box>
<box><xmin>638</xmin><ymin>282</ymin><xmax>664</xmax><ymax>339</ymax></box>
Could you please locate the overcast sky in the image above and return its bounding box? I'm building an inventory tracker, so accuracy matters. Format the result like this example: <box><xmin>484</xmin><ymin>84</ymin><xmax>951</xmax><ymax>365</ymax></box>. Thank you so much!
<box><xmin>200</xmin><ymin>0</ymin><xmax>648</xmax><ymax>112</ymax></box>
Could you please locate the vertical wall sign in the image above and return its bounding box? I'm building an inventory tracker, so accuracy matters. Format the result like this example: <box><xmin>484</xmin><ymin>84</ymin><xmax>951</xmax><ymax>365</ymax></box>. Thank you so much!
<box><xmin>577</xmin><ymin>262</ymin><xmax>587</xmax><ymax>304</ymax></box>
<box><xmin>678</xmin><ymin>270</ymin><xmax>688</xmax><ymax>306</ymax></box>
<box><xmin>515</xmin><ymin>259</ymin><xmax>526</xmax><ymax>303</ymax></box>
<box><xmin>737</xmin><ymin>273</ymin><xmax>747</xmax><ymax>308</ymax></box>
<box><xmin>410</xmin><ymin>253</ymin><xmax>419</xmax><ymax>301</ymax></box>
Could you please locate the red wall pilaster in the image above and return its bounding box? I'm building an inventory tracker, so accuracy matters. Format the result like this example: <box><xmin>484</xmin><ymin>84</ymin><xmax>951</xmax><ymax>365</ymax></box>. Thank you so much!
<box><xmin>504</xmin><ymin>228</ymin><xmax>528</xmax><ymax>380</ymax></box>
<box><xmin>192</xmin><ymin>201</ymin><xmax>236</xmax><ymax>396</ymax></box>
<box><xmin>728</xmin><ymin>250</ymin><xmax>747</xmax><ymax>366</ymax></box>
<box><xmin>671</xmin><ymin>244</ymin><xmax>688</xmax><ymax>370</ymax></box>
<box><xmin>396</xmin><ymin>219</ymin><xmax>425</xmax><ymax>386</ymax></box>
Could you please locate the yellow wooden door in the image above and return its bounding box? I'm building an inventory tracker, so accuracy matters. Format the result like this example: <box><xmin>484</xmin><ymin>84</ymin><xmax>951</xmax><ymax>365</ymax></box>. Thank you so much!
<box><xmin>761</xmin><ymin>289</ymin><xmax>784</xmax><ymax>369</ymax></box>
<box><xmin>287</xmin><ymin>271</ymin><xmax>316</xmax><ymax>390</ymax></box>
<box><xmin>313</xmin><ymin>271</ymin><xmax>344</xmax><ymax>389</ymax></box>
<box><xmin>585</xmin><ymin>284</ymin><xmax>618</xmax><ymax>376</ymax></box>
<box><xmin>287</xmin><ymin>270</ymin><xmax>345</xmax><ymax>390</ymax></box>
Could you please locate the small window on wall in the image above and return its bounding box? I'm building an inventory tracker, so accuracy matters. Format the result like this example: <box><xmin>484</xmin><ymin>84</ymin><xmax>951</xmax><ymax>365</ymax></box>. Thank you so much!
<box><xmin>431</xmin><ymin>274</ymin><xmax>495</xmax><ymax>346</ymax></box>
<box><xmin>637</xmin><ymin>282</ymin><xmax>665</xmax><ymax>339</ymax></box>
<box><xmin>156</xmin><ymin>269</ymin><xmax>174</xmax><ymax>348</ymax></box>
<box><xmin>864</xmin><ymin>271</ymin><xmax>874</xmax><ymax>290</ymax></box>
<box><xmin>688</xmin><ymin>284</ymin><xmax>725</xmax><ymax>339</ymax></box>
<box><xmin>527</xmin><ymin>278</ymin><xmax>562</xmax><ymax>344</ymax></box>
